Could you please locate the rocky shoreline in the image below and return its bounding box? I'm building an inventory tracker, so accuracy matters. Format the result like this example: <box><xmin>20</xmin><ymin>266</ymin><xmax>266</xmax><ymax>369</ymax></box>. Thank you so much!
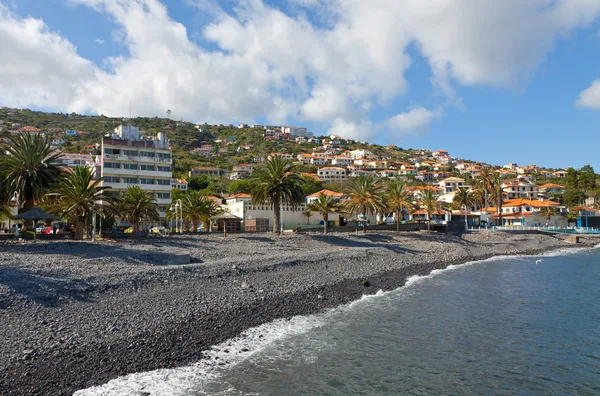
<box><xmin>0</xmin><ymin>230</ymin><xmax>596</xmax><ymax>395</ymax></box>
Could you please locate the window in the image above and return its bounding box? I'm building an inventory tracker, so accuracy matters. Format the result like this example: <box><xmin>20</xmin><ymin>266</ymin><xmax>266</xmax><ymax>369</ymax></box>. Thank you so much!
<box><xmin>104</xmin><ymin>148</ymin><xmax>120</xmax><ymax>155</ymax></box>
<box><xmin>140</xmin><ymin>178</ymin><xmax>154</xmax><ymax>185</ymax></box>
<box><xmin>123</xmin><ymin>163</ymin><xmax>138</xmax><ymax>170</ymax></box>
<box><xmin>157</xmin><ymin>179</ymin><xmax>170</xmax><ymax>186</ymax></box>
<box><xmin>140</xmin><ymin>164</ymin><xmax>156</xmax><ymax>171</ymax></box>
<box><xmin>139</xmin><ymin>151</ymin><xmax>155</xmax><ymax>158</ymax></box>
<box><xmin>157</xmin><ymin>152</ymin><xmax>171</xmax><ymax>160</ymax></box>
<box><xmin>157</xmin><ymin>166</ymin><xmax>171</xmax><ymax>172</ymax></box>
<box><xmin>123</xmin><ymin>150</ymin><xmax>138</xmax><ymax>157</ymax></box>
<box><xmin>157</xmin><ymin>192</ymin><xmax>171</xmax><ymax>199</ymax></box>
<box><xmin>104</xmin><ymin>176</ymin><xmax>120</xmax><ymax>183</ymax></box>
<box><xmin>122</xmin><ymin>177</ymin><xmax>138</xmax><ymax>184</ymax></box>
<box><xmin>104</xmin><ymin>162</ymin><xmax>120</xmax><ymax>169</ymax></box>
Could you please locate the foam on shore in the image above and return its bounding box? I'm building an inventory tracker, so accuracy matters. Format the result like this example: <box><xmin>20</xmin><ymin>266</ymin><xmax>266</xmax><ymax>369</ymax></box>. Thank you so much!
<box><xmin>75</xmin><ymin>244</ymin><xmax>599</xmax><ymax>395</ymax></box>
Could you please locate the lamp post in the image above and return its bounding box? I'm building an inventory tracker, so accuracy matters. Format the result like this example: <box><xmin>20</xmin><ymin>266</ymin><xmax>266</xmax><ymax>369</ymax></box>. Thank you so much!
<box><xmin>177</xmin><ymin>199</ymin><xmax>183</xmax><ymax>233</ymax></box>
<box><xmin>172</xmin><ymin>204</ymin><xmax>178</xmax><ymax>233</ymax></box>
<box><xmin>10</xmin><ymin>192</ymin><xmax>19</xmax><ymax>238</ymax></box>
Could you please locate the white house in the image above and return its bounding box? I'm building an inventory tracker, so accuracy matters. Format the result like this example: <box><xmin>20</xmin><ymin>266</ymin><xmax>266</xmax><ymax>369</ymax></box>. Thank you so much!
<box><xmin>171</xmin><ymin>178</ymin><xmax>188</xmax><ymax>191</ymax></box>
<box><xmin>502</xmin><ymin>179</ymin><xmax>539</xmax><ymax>199</ymax></box>
<box><xmin>306</xmin><ymin>189</ymin><xmax>344</xmax><ymax>203</ymax></box>
<box><xmin>317</xmin><ymin>167</ymin><xmax>348</xmax><ymax>182</ymax></box>
<box><xmin>438</xmin><ymin>177</ymin><xmax>465</xmax><ymax>194</ymax></box>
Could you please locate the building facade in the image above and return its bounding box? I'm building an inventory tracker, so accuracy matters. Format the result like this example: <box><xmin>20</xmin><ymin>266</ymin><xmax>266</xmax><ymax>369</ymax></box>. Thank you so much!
<box><xmin>100</xmin><ymin>125</ymin><xmax>173</xmax><ymax>219</ymax></box>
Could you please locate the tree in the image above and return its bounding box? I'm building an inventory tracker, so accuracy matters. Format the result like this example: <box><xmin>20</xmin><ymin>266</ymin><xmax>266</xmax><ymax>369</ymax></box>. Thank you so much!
<box><xmin>384</xmin><ymin>180</ymin><xmax>413</xmax><ymax>231</ymax></box>
<box><xmin>490</xmin><ymin>175</ymin><xmax>504</xmax><ymax>226</ymax></box>
<box><xmin>453</xmin><ymin>188</ymin><xmax>474</xmax><ymax>227</ymax></box>
<box><xmin>302</xmin><ymin>210</ymin><xmax>312</xmax><ymax>225</ymax></box>
<box><xmin>419</xmin><ymin>189</ymin><xmax>444</xmax><ymax>231</ymax></box>
<box><xmin>228</xmin><ymin>179</ymin><xmax>253</xmax><ymax>194</ymax></box>
<box><xmin>538</xmin><ymin>206</ymin><xmax>557</xmax><ymax>228</ymax></box>
<box><xmin>475</xmin><ymin>167</ymin><xmax>494</xmax><ymax>210</ymax></box>
<box><xmin>188</xmin><ymin>175</ymin><xmax>211</xmax><ymax>191</ymax></box>
<box><xmin>578</xmin><ymin>165</ymin><xmax>596</xmax><ymax>191</ymax></box>
<box><xmin>344</xmin><ymin>175</ymin><xmax>386</xmax><ymax>233</ymax></box>
<box><xmin>566</xmin><ymin>211</ymin><xmax>579</xmax><ymax>225</ymax></box>
<box><xmin>563</xmin><ymin>189</ymin><xmax>586</xmax><ymax>209</ymax></box>
<box><xmin>118</xmin><ymin>186</ymin><xmax>159</xmax><ymax>236</ymax></box>
<box><xmin>565</xmin><ymin>168</ymin><xmax>579</xmax><ymax>189</ymax></box>
<box><xmin>50</xmin><ymin>166</ymin><xmax>115</xmax><ymax>240</ymax></box>
<box><xmin>0</xmin><ymin>133</ymin><xmax>63</xmax><ymax>214</ymax></box>
<box><xmin>301</xmin><ymin>175</ymin><xmax>323</xmax><ymax>196</ymax></box>
<box><xmin>251</xmin><ymin>156</ymin><xmax>305</xmax><ymax>234</ymax></box>
<box><xmin>307</xmin><ymin>193</ymin><xmax>342</xmax><ymax>234</ymax></box>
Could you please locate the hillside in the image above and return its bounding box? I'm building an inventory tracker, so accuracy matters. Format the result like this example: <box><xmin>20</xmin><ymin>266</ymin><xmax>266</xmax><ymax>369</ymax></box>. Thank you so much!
<box><xmin>0</xmin><ymin>107</ymin><xmax>421</xmax><ymax>178</ymax></box>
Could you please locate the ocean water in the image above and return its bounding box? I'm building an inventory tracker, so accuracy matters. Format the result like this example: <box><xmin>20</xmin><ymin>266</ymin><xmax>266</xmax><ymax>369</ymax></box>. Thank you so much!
<box><xmin>77</xmin><ymin>247</ymin><xmax>600</xmax><ymax>396</ymax></box>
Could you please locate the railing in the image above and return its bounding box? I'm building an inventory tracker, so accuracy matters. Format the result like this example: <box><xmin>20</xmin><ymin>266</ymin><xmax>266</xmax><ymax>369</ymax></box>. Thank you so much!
<box><xmin>489</xmin><ymin>225</ymin><xmax>600</xmax><ymax>234</ymax></box>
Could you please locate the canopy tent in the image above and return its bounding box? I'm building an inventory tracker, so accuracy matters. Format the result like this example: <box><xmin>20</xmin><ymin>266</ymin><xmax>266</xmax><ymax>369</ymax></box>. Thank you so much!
<box><xmin>13</xmin><ymin>208</ymin><xmax>59</xmax><ymax>242</ymax></box>
<box><xmin>210</xmin><ymin>212</ymin><xmax>242</xmax><ymax>236</ymax></box>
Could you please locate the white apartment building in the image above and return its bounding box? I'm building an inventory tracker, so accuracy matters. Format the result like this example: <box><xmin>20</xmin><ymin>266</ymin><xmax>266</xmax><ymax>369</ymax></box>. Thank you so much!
<box><xmin>281</xmin><ymin>126</ymin><xmax>313</xmax><ymax>138</ymax></box>
<box><xmin>55</xmin><ymin>153</ymin><xmax>96</xmax><ymax>170</ymax></box>
<box><xmin>172</xmin><ymin>178</ymin><xmax>188</xmax><ymax>191</ymax></box>
<box><xmin>230</xmin><ymin>164</ymin><xmax>255</xmax><ymax>180</ymax></box>
<box><xmin>438</xmin><ymin>177</ymin><xmax>465</xmax><ymax>194</ymax></box>
<box><xmin>310</xmin><ymin>157</ymin><xmax>329</xmax><ymax>166</ymax></box>
<box><xmin>318</xmin><ymin>167</ymin><xmax>348</xmax><ymax>182</ymax></box>
<box><xmin>349</xmin><ymin>149</ymin><xmax>371</xmax><ymax>159</ymax></box>
<box><xmin>331</xmin><ymin>157</ymin><xmax>353</xmax><ymax>166</ymax></box>
<box><xmin>101</xmin><ymin>125</ymin><xmax>173</xmax><ymax>219</ymax></box>
<box><xmin>502</xmin><ymin>179</ymin><xmax>539</xmax><ymax>199</ymax></box>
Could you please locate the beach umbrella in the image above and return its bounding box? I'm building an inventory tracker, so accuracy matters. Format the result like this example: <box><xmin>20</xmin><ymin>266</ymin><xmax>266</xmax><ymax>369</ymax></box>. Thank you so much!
<box><xmin>210</xmin><ymin>212</ymin><xmax>241</xmax><ymax>237</ymax></box>
<box><xmin>13</xmin><ymin>207</ymin><xmax>59</xmax><ymax>242</ymax></box>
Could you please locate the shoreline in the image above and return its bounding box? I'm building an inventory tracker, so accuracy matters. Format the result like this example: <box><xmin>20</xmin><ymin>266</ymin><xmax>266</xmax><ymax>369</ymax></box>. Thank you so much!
<box><xmin>0</xmin><ymin>231</ymin><xmax>596</xmax><ymax>395</ymax></box>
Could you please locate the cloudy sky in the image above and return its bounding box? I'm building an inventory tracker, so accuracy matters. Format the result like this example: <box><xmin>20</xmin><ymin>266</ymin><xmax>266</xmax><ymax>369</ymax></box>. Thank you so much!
<box><xmin>1</xmin><ymin>0</ymin><xmax>600</xmax><ymax>169</ymax></box>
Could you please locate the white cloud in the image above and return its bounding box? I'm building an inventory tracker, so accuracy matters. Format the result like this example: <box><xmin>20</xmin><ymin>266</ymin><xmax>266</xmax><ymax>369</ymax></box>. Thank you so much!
<box><xmin>386</xmin><ymin>106</ymin><xmax>443</xmax><ymax>135</ymax></box>
<box><xmin>94</xmin><ymin>38</ymin><xmax>104</xmax><ymax>44</ymax></box>
<box><xmin>577</xmin><ymin>79</ymin><xmax>600</xmax><ymax>109</ymax></box>
<box><xmin>327</xmin><ymin>118</ymin><xmax>374</xmax><ymax>141</ymax></box>
<box><xmin>1</xmin><ymin>0</ymin><xmax>600</xmax><ymax>136</ymax></box>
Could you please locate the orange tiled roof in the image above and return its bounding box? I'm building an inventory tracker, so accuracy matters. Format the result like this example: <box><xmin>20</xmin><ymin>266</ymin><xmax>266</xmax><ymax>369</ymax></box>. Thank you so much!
<box><xmin>539</xmin><ymin>183</ymin><xmax>565</xmax><ymax>190</ymax></box>
<box><xmin>308</xmin><ymin>189</ymin><xmax>344</xmax><ymax>199</ymax></box>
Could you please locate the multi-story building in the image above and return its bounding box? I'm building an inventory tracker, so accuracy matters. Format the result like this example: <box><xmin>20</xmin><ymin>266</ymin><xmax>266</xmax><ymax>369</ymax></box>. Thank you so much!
<box><xmin>230</xmin><ymin>164</ymin><xmax>255</xmax><ymax>180</ymax></box>
<box><xmin>281</xmin><ymin>126</ymin><xmax>313</xmax><ymax>138</ymax></box>
<box><xmin>189</xmin><ymin>166</ymin><xmax>227</xmax><ymax>178</ymax></box>
<box><xmin>438</xmin><ymin>177</ymin><xmax>465</xmax><ymax>194</ymax></box>
<box><xmin>101</xmin><ymin>125</ymin><xmax>172</xmax><ymax>219</ymax></box>
<box><xmin>317</xmin><ymin>167</ymin><xmax>348</xmax><ymax>182</ymax></box>
<box><xmin>55</xmin><ymin>153</ymin><xmax>98</xmax><ymax>174</ymax></box>
<box><xmin>172</xmin><ymin>178</ymin><xmax>188</xmax><ymax>191</ymax></box>
<box><xmin>502</xmin><ymin>179</ymin><xmax>539</xmax><ymax>199</ymax></box>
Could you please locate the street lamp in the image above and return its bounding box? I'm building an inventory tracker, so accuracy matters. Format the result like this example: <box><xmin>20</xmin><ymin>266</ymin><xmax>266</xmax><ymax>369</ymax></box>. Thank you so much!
<box><xmin>172</xmin><ymin>203</ymin><xmax>179</xmax><ymax>233</ymax></box>
<box><xmin>10</xmin><ymin>192</ymin><xmax>19</xmax><ymax>238</ymax></box>
<box><xmin>177</xmin><ymin>199</ymin><xmax>183</xmax><ymax>233</ymax></box>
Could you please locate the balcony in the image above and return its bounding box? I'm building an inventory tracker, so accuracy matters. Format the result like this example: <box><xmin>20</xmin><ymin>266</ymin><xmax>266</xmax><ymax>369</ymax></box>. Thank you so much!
<box><xmin>102</xmin><ymin>154</ymin><xmax>172</xmax><ymax>165</ymax></box>
<box><xmin>102</xmin><ymin>167</ymin><xmax>171</xmax><ymax>177</ymax></box>
<box><xmin>100</xmin><ymin>182</ymin><xmax>172</xmax><ymax>191</ymax></box>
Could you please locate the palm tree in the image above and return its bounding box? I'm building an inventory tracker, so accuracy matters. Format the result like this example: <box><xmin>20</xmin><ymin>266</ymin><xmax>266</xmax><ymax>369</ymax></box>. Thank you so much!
<box><xmin>302</xmin><ymin>210</ymin><xmax>312</xmax><ymax>225</ymax></box>
<box><xmin>0</xmin><ymin>133</ymin><xmax>63</xmax><ymax>215</ymax></box>
<box><xmin>490</xmin><ymin>174</ymin><xmax>504</xmax><ymax>226</ymax></box>
<box><xmin>197</xmin><ymin>197</ymin><xmax>223</xmax><ymax>232</ymax></box>
<box><xmin>50</xmin><ymin>166</ymin><xmax>115</xmax><ymax>240</ymax></box>
<box><xmin>539</xmin><ymin>206</ymin><xmax>557</xmax><ymax>228</ymax></box>
<box><xmin>453</xmin><ymin>188</ymin><xmax>474</xmax><ymax>227</ymax></box>
<box><xmin>385</xmin><ymin>180</ymin><xmax>413</xmax><ymax>231</ymax></box>
<box><xmin>420</xmin><ymin>189</ymin><xmax>444</xmax><ymax>231</ymax></box>
<box><xmin>475</xmin><ymin>167</ymin><xmax>494</xmax><ymax>210</ymax></box>
<box><xmin>307</xmin><ymin>193</ymin><xmax>342</xmax><ymax>234</ymax></box>
<box><xmin>566</xmin><ymin>211</ymin><xmax>579</xmax><ymax>226</ymax></box>
<box><xmin>118</xmin><ymin>186</ymin><xmax>159</xmax><ymax>237</ymax></box>
<box><xmin>181</xmin><ymin>190</ymin><xmax>207</xmax><ymax>232</ymax></box>
<box><xmin>251</xmin><ymin>156</ymin><xmax>305</xmax><ymax>234</ymax></box>
<box><xmin>344</xmin><ymin>175</ymin><xmax>386</xmax><ymax>233</ymax></box>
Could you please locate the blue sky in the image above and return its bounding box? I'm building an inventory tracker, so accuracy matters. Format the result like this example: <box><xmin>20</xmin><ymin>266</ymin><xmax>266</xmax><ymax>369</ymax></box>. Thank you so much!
<box><xmin>2</xmin><ymin>0</ymin><xmax>600</xmax><ymax>170</ymax></box>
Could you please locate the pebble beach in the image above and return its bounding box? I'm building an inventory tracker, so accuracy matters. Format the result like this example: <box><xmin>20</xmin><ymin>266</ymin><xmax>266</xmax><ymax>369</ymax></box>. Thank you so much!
<box><xmin>0</xmin><ymin>230</ymin><xmax>594</xmax><ymax>395</ymax></box>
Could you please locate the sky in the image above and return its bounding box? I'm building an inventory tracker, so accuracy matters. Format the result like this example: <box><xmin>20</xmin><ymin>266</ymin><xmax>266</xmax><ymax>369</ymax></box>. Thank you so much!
<box><xmin>1</xmin><ymin>0</ymin><xmax>600</xmax><ymax>170</ymax></box>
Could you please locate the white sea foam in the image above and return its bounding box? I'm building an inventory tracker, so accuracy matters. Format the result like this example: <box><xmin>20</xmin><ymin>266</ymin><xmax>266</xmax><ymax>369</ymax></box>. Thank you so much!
<box><xmin>75</xmin><ymin>245</ymin><xmax>598</xmax><ymax>395</ymax></box>
<box><xmin>74</xmin><ymin>315</ymin><xmax>327</xmax><ymax>396</ymax></box>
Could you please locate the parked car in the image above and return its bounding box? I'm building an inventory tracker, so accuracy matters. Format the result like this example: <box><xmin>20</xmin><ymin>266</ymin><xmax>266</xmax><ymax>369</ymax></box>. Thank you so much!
<box><xmin>42</xmin><ymin>226</ymin><xmax>53</xmax><ymax>235</ymax></box>
<box><xmin>150</xmin><ymin>226</ymin><xmax>166</xmax><ymax>235</ymax></box>
<box><xmin>35</xmin><ymin>224</ymin><xmax>44</xmax><ymax>234</ymax></box>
